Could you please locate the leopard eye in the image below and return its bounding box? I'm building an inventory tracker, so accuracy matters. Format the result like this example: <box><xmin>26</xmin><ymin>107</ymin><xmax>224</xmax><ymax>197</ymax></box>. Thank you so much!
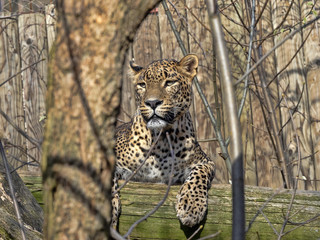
<box><xmin>137</xmin><ymin>82</ymin><xmax>146</xmax><ymax>88</ymax></box>
<box><xmin>164</xmin><ymin>80</ymin><xmax>177</xmax><ymax>87</ymax></box>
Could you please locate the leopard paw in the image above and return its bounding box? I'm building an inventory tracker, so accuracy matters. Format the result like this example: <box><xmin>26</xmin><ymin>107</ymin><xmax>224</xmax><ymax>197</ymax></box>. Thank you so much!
<box><xmin>175</xmin><ymin>182</ymin><xmax>208</xmax><ymax>227</ymax></box>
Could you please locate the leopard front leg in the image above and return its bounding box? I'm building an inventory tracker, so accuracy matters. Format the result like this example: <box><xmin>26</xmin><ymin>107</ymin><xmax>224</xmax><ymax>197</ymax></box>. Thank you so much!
<box><xmin>111</xmin><ymin>174</ymin><xmax>121</xmax><ymax>229</ymax></box>
<box><xmin>176</xmin><ymin>160</ymin><xmax>215</xmax><ymax>227</ymax></box>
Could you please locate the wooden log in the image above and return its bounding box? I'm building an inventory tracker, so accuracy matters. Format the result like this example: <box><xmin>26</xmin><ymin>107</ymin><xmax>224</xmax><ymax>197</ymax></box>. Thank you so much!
<box><xmin>18</xmin><ymin>13</ymin><xmax>48</xmax><ymax>171</ymax></box>
<box><xmin>0</xmin><ymin>153</ymin><xmax>43</xmax><ymax>239</ymax></box>
<box><xmin>21</xmin><ymin>176</ymin><xmax>320</xmax><ymax>239</ymax></box>
<box><xmin>118</xmin><ymin>182</ymin><xmax>320</xmax><ymax>239</ymax></box>
<box><xmin>0</xmin><ymin>16</ymin><xmax>27</xmax><ymax>170</ymax></box>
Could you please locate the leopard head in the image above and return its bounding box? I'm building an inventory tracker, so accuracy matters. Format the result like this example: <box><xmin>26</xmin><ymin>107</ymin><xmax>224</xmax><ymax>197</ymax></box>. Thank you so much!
<box><xmin>130</xmin><ymin>54</ymin><xmax>198</xmax><ymax>130</ymax></box>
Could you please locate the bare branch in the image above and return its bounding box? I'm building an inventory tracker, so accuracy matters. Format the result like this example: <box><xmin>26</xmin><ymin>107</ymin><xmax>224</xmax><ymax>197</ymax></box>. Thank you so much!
<box><xmin>206</xmin><ymin>1</ymin><xmax>245</xmax><ymax>239</ymax></box>
<box><xmin>267</xmin><ymin>25</ymin><xmax>314</xmax><ymax>88</ymax></box>
<box><xmin>0</xmin><ymin>140</ymin><xmax>26</xmax><ymax>240</ymax></box>
<box><xmin>110</xmin><ymin>227</ymin><xmax>126</xmax><ymax>240</ymax></box>
<box><xmin>114</xmin><ymin>129</ymin><xmax>163</xmax><ymax>195</ymax></box>
<box><xmin>235</xmin><ymin>15</ymin><xmax>320</xmax><ymax>85</ymax></box>
<box><xmin>287</xmin><ymin>213</ymin><xmax>320</xmax><ymax>226</ymax></box>
<box><xmin>259</xmin><ymin>208</ymin><xmax>279</xmax><ymax>236</ymax></box>
<box><xmin>123</xmin><ymin>131</ymin><xmax>175</xmax><ymax>238</ymax></box>
<box><xmin>187</xmin><ymin>225</ymin><xmax>203</xmax><ymax>240</ymax></box>
<box><xmin>277</xmin><ymin>88</ymin><xmax>303</xmax><ymax>239</ymax></box>
<box><xmin>162</xmin><ymin>0</ymin><xmax>232</xmax><ymax>174</ymax></box>
<box><xmin>238</xmin><ymin>0</ymin><xmax>256</xmax><ymax>118</ymax></box>
<box><xmin>0</xmin><ymin>59</ymin><xmax>45</xmax><ymax>88</ymax></box>
<box><xmin>0</xmin><ymin>109</ymin><xmax>41</xmax><ymax>149</ymax></box>
<box><xmin>257</xmin><ymin>0</ymin><xmax>294</xmax><ymax>49</ymax></box>
<box><xmin>197</xmin><ymin>231</ymin><xmax>221</xmax><ymax>240</ymax></box>
<box><xmin>246</xmin><ymin>188</ymin><xmax>284</xmax><ymax>233</ymax></box>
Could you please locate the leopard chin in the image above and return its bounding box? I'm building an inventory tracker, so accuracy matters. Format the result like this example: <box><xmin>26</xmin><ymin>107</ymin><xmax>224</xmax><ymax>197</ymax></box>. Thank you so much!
<box><xmin>146</xmin><ymin>116</ymin><xmax>168</xmax><ymax>130</ymax></box>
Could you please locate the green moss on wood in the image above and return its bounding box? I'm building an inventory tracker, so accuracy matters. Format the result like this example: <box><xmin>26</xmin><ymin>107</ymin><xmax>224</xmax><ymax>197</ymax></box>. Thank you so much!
<box><xmin>22</xmin><ymin>177</ymin><xmax>320</xmax><ymax>239</ymax></box>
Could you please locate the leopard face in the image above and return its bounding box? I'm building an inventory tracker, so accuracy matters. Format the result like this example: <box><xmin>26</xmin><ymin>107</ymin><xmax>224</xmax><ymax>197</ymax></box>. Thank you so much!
<box><xmin>130</xmin><ymin>55</ymin><xmax>198</xmax><ymax>130</ymax></box>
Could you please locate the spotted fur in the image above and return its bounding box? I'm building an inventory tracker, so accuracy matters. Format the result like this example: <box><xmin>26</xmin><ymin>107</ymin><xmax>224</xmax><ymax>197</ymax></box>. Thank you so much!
<box><xmin>112</xmin><ymin>55</ymin><xmax>215</xmax><ymax>228</ymax></box>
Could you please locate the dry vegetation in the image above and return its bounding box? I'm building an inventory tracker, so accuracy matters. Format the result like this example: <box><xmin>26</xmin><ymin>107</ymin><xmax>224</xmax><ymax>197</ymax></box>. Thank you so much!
<box><xmin>0</xmin><ymin>0</ymin><xmax>320</xmax><ymax>239</ymax></box>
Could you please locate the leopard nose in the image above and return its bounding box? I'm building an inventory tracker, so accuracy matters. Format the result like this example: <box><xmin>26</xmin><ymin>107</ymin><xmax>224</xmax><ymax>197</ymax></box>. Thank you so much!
<box><xmin>145</xmin><ymin>99</ymin><xmax>163</xmax><ymax>110</ymax></box>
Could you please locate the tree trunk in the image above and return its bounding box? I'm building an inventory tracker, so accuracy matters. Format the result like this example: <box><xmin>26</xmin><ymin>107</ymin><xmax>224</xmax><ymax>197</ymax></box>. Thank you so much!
<box><xmin>42</xmin><ymin>1</ymin><xmax>160</xmax><ymax>239</ymax></box>
<box><xmin>0</xmin><ymin>151</ymin><xmax>43</xmax><ymax>240</ymax></box>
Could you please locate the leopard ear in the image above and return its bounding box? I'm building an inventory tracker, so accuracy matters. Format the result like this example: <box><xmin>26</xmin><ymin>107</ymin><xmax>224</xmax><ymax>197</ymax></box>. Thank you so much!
<box><xmin>129</xmin><ymin>60</ymin><xmax>143</xmax><ymax>75</ymax></box>
<box><xmin>177</xmin><ymin>54</ymin><xmax>198</xmax><ymax>78</ymax></box>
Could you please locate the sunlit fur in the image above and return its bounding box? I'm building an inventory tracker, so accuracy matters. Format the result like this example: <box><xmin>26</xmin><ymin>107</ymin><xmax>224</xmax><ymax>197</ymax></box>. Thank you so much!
<box><xmin>113</xmin><ymin>55</ymin><xmax>215</xmax><ymax>228</ymax></box>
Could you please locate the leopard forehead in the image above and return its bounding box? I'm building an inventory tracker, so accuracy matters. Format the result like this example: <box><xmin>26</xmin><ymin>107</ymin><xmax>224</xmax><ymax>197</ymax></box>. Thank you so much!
<box><xmin>138</xmin><ymin>59</ymin><xmax>181</xmax><ymax>83</ymax></box>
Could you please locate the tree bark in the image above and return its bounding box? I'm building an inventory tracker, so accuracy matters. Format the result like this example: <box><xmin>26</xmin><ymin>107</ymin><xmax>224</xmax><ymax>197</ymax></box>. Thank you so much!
<box><xmin>42</xmin><ymin>1</ymin><xmax>160</xmax><ymax>239</ymax></box>
<box><xmin>0</xmin><ymin>151</ymin><xmax>43</xmax><ymax>240</ymax></box>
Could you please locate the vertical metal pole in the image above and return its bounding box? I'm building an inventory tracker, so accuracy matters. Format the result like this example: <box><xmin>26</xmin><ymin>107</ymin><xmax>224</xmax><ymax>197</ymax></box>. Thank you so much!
<box><xmin>205</xmin><ymin>1</ymin><xmax>245</xmax><ymax>239</ymax></box>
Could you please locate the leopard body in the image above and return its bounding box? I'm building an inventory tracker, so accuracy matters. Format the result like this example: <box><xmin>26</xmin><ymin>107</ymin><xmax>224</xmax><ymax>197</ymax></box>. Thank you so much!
<box><xmin>112</xmin><ymin>55</ymin><xmax>215</xmax><ymax>228</ymax></box>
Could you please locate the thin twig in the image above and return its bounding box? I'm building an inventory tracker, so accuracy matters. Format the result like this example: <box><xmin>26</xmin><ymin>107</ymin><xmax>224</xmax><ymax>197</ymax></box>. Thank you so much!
<box><xmin>0</xmin><ymin>109</ymin><xmax>41</xmax><ymax>149</ymax></box>
<box><xmin>7</xmin><ymin>153</ymin><xmax>39</xmax><ymax>167</ymax></box>
<box><xmin>257</xmin><ymin>0</ymin><xmax>294</xmax><ymax>49</ymax></box>
<box><xmin>267</xmin><ymin>24</ymin><xmax>314</xmax><ymax>88</ymax></box>
<box><xmin>259</xmin><ymin>208</ymin><xmax>279</xmax><ymax>236</ymax></box>
<box><xmin>162</xmin><ymin>0</ymin><xmax>232</xmax><ymax>174</ymax></box>
<box><xmin>11</xmin><ymin>159</ymin><xmax>39</xmax><ymax>173</ymax></box>
<box><xmin>231</xmin><ymin>0</ymin><xmax>249</xmax><ymax>33</ymax></box>
<box><xmin>197</xmin><ymin>138</ymin><xmax>218</xmax><ymax>142</ymax></box>
<box><xmin>110</xmin><ymin>227</ymin><xmax>126</xmax><ymax>240</ymax></box>
<box><xmin>253</xmin><ymin>34</ymin><xmax>290</xmax><ymax>188</ymax></box>
<box><xmin>187</xmin><ymin>225</ymin><xmax>203</xmax><ymax>240</ymax></box>
<box><xmin>250</xmin><ymin>71</ymin><xmax>279</xmax><ymax>171</ymax></box>
<box><xmin>282</xmin><ymin>213</ymin><xmax>320</xmax><ymax>236</ymax></box>
<box><xmin>0</xmin><ymin>59</ymin><xmax>45</xmax><ymax>88</ymax></box>
<box><xmin>197</xmin><ymin>231</ymin><xmax>221</xmax><ymax>240</ymax></box>
<box><xmin>277</xmin><ymin>90</ymin><xmax>303</xmax><ymax>239</ymax></box>
<box><xmin>123</xmin><ymin>131</ymin><xmax>175</xmax><ymax>238</ymax></box>
<box><xmin>183</xmin><ymin>3</ymin><xmax>211</xmax><ymax>33</ymax></box>
<box><xmin>246</xmin><ymin>188</ymin><xmax>284</xmax><ymax>232</ymax></box>
<box><xmin>116</xmin><ymin>118</ymin><xmax>127</xmax><ymax>123</ymax></box>
<box><xmin>238</xmin><ymin>0</ymin><xmax>256</xmax><ymax>118</ymax></box>
<box><xmin>248</xmin><ymin>90</ymin><xmax>258</xmax><ymax>186</ymax></box>
<box><xmin>0</xmin><ymin>141</ymin><xmax>26</xmax><ymax>240</ymax></box>
<box><xmin>206</xmin><ymin>1</ymin><xmax>245</xmax><ymax>239</ymax></box>
<box><xmin>5</xmin><ymin>141</ymin><xmax>40</xmax><ymax>163</ymax></box>
<box><xmin>167</xmin><ymin>0</ymin><xmax>209</xmax><ymax>65</ymax></box>
<box><xmin>235</xmin><ymin>15</ymin><xmax>320</xmax><ymax>85</ymax></box>
<box><xmin>278</xmin><ymin>84</ymin><xmax>305</xmax><ymax>134</ymax></box>
<box><xmin>287</xmin><ymin>213</ymin><xmax>320</xmax><ymax>226</ymax></box>
<box><xmin>284</xmin><ymin>205</ymin><xmax>305</xmax><ymax>220</ymax></box>
<box><xmin>114</xmin><ymin>129</ymin><xmax>163</xmax><ymax>195</ymax></box>
<box><xmin>253</xmin><ymin>0</ymin><xmax>268</xmax><ymax>29</ymax></box>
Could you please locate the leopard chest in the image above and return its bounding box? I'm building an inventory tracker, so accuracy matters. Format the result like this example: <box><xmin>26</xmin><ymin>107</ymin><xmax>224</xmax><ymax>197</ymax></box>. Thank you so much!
<box><xmin>116</xmin><ymin>132</ymin><xmax>196</xmax><ymax>184</ymax></box>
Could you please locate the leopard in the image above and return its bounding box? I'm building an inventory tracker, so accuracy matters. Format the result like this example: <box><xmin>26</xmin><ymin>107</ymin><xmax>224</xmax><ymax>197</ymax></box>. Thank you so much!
<box><xmin>112</xmin><ymin>54</ymin><xmax>216</xmax><ymax>229</ymax></box>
